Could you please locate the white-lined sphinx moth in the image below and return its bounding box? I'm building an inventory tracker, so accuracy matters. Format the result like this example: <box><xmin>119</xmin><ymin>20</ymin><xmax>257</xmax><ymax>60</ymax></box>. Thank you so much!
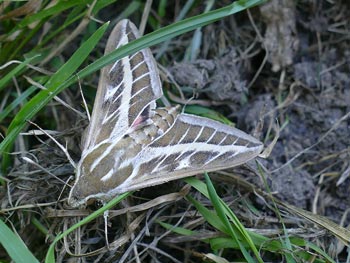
<box><xmin>68</xmin><ymin>19</ymin><xmax>263</xmax><ymax>207</ymax></box>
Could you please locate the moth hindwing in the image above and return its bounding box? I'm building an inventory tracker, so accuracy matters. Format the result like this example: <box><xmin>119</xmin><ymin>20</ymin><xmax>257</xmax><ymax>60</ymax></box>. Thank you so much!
<box><xmin>68</xmin><ymin>19</ymin><xmax>263</xmax><ymax>207</ymax></box>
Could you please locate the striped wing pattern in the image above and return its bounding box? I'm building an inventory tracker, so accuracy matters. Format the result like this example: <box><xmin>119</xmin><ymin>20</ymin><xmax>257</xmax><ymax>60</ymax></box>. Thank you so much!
<box><xmin>114</xmin><ymin>114</ymin><xmax>263</xmax><ymax>194</ymax></box>
<box><xmin>83</xmin><ymin>19</ymin><xmax>162</xmax><ymax>149</ymax></box>
<box><xmin>68</xmin><ymin>19</ymin><xmax>263</xmax><ymax>207</ymax></box>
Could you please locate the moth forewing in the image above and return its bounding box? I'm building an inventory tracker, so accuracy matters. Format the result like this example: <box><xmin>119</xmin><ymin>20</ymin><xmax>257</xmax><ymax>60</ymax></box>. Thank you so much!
<box><xmin>112</xmin><ymin>113</ymin><xmax>264</xmax><ymax>194</ymax></box>
<box><xmin>82</xmin><ymin>19</ymin><xmax>163</xmax><ymax>150</ymax></box>
<box><xmin>68</xmin><ymin>19</ymin><xmax>264</xmax><ymax>208</ymax></box>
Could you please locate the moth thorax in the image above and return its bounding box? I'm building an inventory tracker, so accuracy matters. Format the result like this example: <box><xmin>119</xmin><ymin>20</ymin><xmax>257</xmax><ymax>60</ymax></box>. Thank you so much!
<box><xmin>152</xmin><ymin>106</ymin><xmax>179</xmax><ymax>133</ymax></box>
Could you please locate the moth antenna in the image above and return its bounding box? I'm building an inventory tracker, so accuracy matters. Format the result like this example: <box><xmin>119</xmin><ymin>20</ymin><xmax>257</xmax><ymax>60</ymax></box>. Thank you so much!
<box><xmin>78</xmin><ymin>75</ymin><xmax>91</xmax><ymax>121</ymax></box>
<box><xmin>27</xmin><ymin>120</ymin><xmax>77</xmax><ymax>169</ymax></box>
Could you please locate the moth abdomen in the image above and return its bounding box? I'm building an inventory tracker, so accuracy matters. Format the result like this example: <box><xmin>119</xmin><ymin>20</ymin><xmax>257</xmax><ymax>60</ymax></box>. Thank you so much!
<box><xmin>126</xmin><ymin>106</ymin><xmax>179</xmax><ymax>145</ymax></box>
<box><xmin>152</xmin><ymin>106</ymin><xmax>179</xmax><ymax>133</ymax></box>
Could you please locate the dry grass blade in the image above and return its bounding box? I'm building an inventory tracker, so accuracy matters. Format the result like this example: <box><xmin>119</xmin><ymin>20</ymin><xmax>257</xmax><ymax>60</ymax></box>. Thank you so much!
<box><xmin>279</xmin><ymin>202</ymin><xmax>350</xmax><ymax>246</ymax></box>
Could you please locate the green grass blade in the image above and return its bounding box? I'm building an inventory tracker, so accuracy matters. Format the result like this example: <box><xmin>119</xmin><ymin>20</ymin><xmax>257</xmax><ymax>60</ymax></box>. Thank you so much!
<box><xmin>184</xmin><ymin>105</ymin><xmax>232</xmax><ymax>124</ymax></box>
<box><xmin>185</xmin><ymin>177</ymin><xmax>335</xmax><ymax>262</ymax></box>
<box><xmin>0</xmin><ymin>22</ymin><xmax>109</xmax><ymax>169</ymax></box>
<box><xmin>186</xmin><ymin>195</ymin><xmax>228</xmax><ymax>233</ymax></box>
<box><xmin>204</xmin><ymin>173</ymin><xmax>262</xmax><ymax>262</ymax></box>
<box><xmin>0</xmin><ymin>219</ymin><xmax>39</xmax><ymax>263</ymax></box>
<box><xmin>157</xmin><ymin>221</ymin><xmax>197</xmax><ymax>236</ymax></box>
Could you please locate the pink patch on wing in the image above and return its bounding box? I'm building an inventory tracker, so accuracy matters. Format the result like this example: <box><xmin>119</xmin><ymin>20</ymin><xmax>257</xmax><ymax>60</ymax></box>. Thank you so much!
<box><xmin>131</xmin><ymin>116</ymin><xmax>147</xmax><ymax>129</ymax></box>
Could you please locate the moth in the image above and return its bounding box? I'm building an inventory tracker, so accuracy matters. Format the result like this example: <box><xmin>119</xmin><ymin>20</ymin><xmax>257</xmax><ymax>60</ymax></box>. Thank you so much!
<box><xmin>68</xmin><ymin>19</ymin><xmax>263</xmax><ymax>207</ymax></box>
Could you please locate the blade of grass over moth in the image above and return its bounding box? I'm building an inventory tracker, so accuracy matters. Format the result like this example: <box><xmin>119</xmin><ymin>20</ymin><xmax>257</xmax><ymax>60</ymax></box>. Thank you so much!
<box><xmin>0</xmin><ymin>219</ymin><xmax>39</xmax><ymax>263</ymax></box>
<box><xmin>0</xmin><ymin>22</ymin><xmax>109</xmax><ymax>171</ymax></box>
<box><xmin>45</xmin><ymin>192</ymin><xmax>131</xmax><ymax>263</ymax></box>
<box><xmin>0</xmin><ymin>0</ymin><xmax>264</xmax><ymax>169</ymax></box>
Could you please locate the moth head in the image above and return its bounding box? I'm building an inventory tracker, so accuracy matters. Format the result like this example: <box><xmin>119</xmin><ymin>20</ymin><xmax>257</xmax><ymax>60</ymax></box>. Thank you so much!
<box><xmin>67</xmin><ymin>149</ymin><xmax>132</xmax><ymax>207</ymax></box>
<box><xmin>67</xmin><ymin>160</ymin><xmax>108</xmax><ymax>208</ymax></box>
<box><xmin>68</xmin><ymin>178</ymin><xmax>108</xmax><ymax>208</ymax></box>
<box><xmin>67</xmin><ymin>187</ymin><xmax>87</xmax><ymax>208</ymax></box>
<box><xmin>67</xmin><ymin>175</ymin><xmax>93</xmax><ymax>208</ymax></box>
